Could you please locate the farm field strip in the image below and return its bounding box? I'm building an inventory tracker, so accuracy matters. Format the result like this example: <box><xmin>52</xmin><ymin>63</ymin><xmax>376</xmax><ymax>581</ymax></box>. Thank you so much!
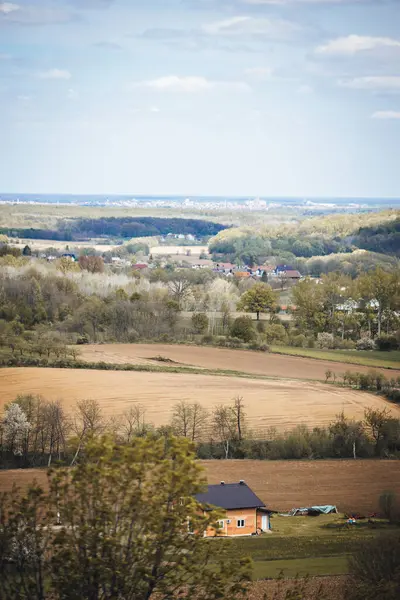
<box><xmin>1</xmin><ymin>460</ymin><xmax>400</xmax><ymax>514</ymax></box>
<box><xmin>76</xmin><ymin>344</ymin><xmax>400</xmax><ymax>380</ymax></box>
<box><xmin>270</xmin><ymin>346</ymin><xmax>400</xmax><ymax>370</ymax></box>
<box><xmin>1</xmin><ymin>368</ymin><xmax>398</xmax><ymax>435</ymax></box>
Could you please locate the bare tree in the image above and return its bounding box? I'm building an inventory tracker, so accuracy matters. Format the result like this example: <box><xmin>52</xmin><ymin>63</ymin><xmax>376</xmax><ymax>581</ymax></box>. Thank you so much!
<box><xmin>119</xmin><ymin>404</ymin><xmax>149</xmax><ymax>442</ymax></box>
<box><xmin>168</xmin><ymin>275</ymin><xmax>192</xmax><ymax>308</ymax></box>
<box><xmin>71</xmin><ymin>399</ymin><xmax>105</xmax><ymax>465</ymax></box>
<box><xmin>212</xmin><ymin>405</ymin><xmax>236</xmax><ymax>459</ymax></box>
<box><xmin>171</xmin><ymin>401</ymin><xmax>209</xmax><ymax>442</ymax></box>
<box><xmin>231</xmin><ymin>396</ymin><xmax>246</xmax><ymax>442</ymax></box>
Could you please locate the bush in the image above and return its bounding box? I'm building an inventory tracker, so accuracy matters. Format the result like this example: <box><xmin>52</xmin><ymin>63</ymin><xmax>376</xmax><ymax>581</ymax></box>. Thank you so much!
<box><xmin>230</xmin><ymin>316</ymin><xmax>255</xmax><ymax>343</ymax></box>
<box><xmin>191</xmin><ymin>312</ymin><xmax>209</xmax><ymax>334</ymax></box>
<box><xmin>201</xmin><ymin>334</ymin><xmax>215</xmax><ymax>345</ymax></box>
<box><xmin>379</xmin><ymin>491</ymin><xmax>398</xmax><ymax>522</ymax></box>
<box><xmin>264</xmin><ymin>323</ymin><xmax>287</xmax><ymax>344</ymax></box>
<box><xmin>290</xmin><ymin>334</ymin><xmax>307</xmax><ymax>348</ymax></box>
<box><xmin>76</xmin><ymin>334</ymin><xmax>89</xmax><ymax>345</ymax></box>
<box><xmin>336</xmin><ymin>338</ymin><xmax>356</xmax><ymax>350</ymax></box>
<box><xmin>357</xmin><ymin>336</ymin><xmax>376</xmax><ymax>351</ymax></box>
<box><xmin>347</xmin><ymin>535</ymin><xmax>400</xmax><ymax>600</ymax></box>
<box><xmin>316</xmin><ymin>332</ymin><xmax>335</xmax><ymax>349</ymax></box>
<box><xmin>376</xmin><ymin>335</ymin><xmax>399</xmax><ymax>351</ymax></box>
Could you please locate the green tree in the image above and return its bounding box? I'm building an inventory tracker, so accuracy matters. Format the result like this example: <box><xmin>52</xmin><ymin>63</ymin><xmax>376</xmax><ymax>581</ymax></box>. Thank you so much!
<box><xmin>291</xmin><ymin>278</ymin><xmax>325</xmax><ymax>333</ymax></box>
<box><xmin>237</xmin><ymin>282</ymin><xmax>276</xmax><ymax>321</ymax></box>
<box><xmin>191</xmin><ymin>312</ymin><xmax>209</xmax><ymax>334</ymax></box>
<box><xmin>0</xmin><ymin>436</ymin><xmax>250</xmax><ymax>600</ymax></box>
<box><xmin>358</xmin><ymin>268</ymin><xmax>400</xmax><ymax>336</ymax></box>
<box><xmin>230</xmin><ymin>316</ymin><xmax>255</xmax><ymax>342</ymax></box>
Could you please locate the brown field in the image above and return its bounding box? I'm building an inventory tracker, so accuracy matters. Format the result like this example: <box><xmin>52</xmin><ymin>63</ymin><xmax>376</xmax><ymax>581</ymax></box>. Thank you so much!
<box><xmin>11</xmin><ymin>239</ymin><xmax>120</xmax><ymax>252</ymax></box>
<box><xmin>1</xmin><ymin>368</ymin><xmax>399</xmax><ymax>434</ymax></box>
<box><xmin>1</xmin><ymin>460</ymin><xmax>399</xmax><ymax>514</ymax></box>
<box><xmin>77</xmin><ymin>343</ymin><xmax>398</xmax><ymax>380</ymax></box>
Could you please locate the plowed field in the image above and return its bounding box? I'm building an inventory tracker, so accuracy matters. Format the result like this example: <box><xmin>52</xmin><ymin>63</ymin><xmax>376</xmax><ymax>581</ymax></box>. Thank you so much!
<box><xmin>1</xmin><ymin>460</ymin><xmax>399</xmax><ymax>514</ymax></box>
<box><xmin>76</xmin><ymin>344</ymin><xmax>398</xmax><ymax>380</ymax></box>
<box><xmin>1</xmin><ymin>368</ymin><xmax>398</xmax><ymax>434</ymax></box>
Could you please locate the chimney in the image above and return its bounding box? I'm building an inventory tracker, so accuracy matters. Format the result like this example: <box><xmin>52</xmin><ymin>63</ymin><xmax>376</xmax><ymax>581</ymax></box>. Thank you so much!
<box><xmin>220</xmin><ymin>481</ymin><xmax>225</xmax><ymax>485</ymax></box>
<box><xmin>239</xmin><ymin>480</ymin><xmax>245</xmax><ymax>485</ymax></box>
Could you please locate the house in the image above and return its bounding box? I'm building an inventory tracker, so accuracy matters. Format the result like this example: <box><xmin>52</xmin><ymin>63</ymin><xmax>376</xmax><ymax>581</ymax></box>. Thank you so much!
<box><xmin>195</xmin><ymin>481</ymin><xmax>271</xmax><ymax>537</ymax></box>
<box><xmin>234</xmin><ymin>271</ymin><xmax>251</xmax><ymax>279</ymax></box>
<box><xmin>283</xmin><ymin>270</ymin><xmax>301</xmax><ymax>281</ymax></box>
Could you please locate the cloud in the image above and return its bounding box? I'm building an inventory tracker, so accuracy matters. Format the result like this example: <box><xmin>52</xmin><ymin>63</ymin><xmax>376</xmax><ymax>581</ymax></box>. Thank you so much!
<box><xmin>202</xmin><ymin>15</ymin><xmax>300</xmax><ymax>39</ymax></box>
<box><xmin>0</xmin><ymin>2</ymin><xmax>20</xmax><ymax>14</ymax></box>
<box><xmin>297</xmin><ymin>84</ymin><xmax>314</xmax><ymax>94</ymax></box>
<box><xmin>371</xmin><ymin>110</ymin><xmax>400</xmax><ymax>119</ymax></box>
<box><xmin>135</xmin><ymin>75</ymin><xmax>250</xmax><ymax>93</ymax></box>
<box><xmin>1</xmin><ymin>3</ymin><xmax>77</xmax><ymax>25</ymax></box>
<box><xmin>38</xmin><ymin>68</ymin><xmax>72</xmax><ymax>80</ymax></box>
<box><xmin>67</xmin><ymin>88</ymin><xmax>79</xmax><ymax>100</ymax></box>
<box><xmin>339</xmin><ymin>76</ymin><xmax>400</xmax><ymax>90</ymax></box>
<box><xmin>93</xmin><ymin>41</ymin><xmax>122</xmax><ymax>50</ymax></box>
<box><xmin>68</xmin><ymin>0</ymin><xmax>115</xmax><ymax>7</ymax></box>
<box><xmin>245</xmin><ymin>66</ymin><xmax>273</xmax><ymax>80</ymax></box>
<box><xmin>243</xmin><ymin>0</ymin><xmax>377</xmax><ymax>4</ymax></box>
<box><xmin>316</xmin><ymin>35</ymin><xmax>400</xmax><ymax>56</ymax></box>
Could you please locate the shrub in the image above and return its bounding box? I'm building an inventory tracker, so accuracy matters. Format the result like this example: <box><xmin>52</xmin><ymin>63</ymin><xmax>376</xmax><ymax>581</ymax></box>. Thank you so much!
<box><xmin>230</xmin><ymin>316</ymin><xmax>255</xmax><ymax>343</ymax></box>
<box><xmin>76</xmin><ymin>334</ymin><xmax>89</xmax><ymax>345</ymax></box>
<box><xmin>191</xmin><ymin>312</ymin><xmax>209</xmax><ymax>334</ymax></box>
<box><xmin>376</xmin><ymin>335</ymin><xmax>399</xmax><ymax>351</ymax></box>
<box><xmin>264</xmin><ymin>323</ymin><xmax>287</xmax><ymax>344</ymax></box>
<box><xmin>290</xmin><ymin>334</ymin><xmax>307</xmax><ymax>347</ymax></box>
<box><xmin>336</xmin><ymin>338</ymin><xmax>356</xmax><ymax>350</ymax></box>
<box><xmin>316</xmin><ymin>332</ymin><xmax>335</xmax><ymax>349</ymax></box>
<box><xmin>347</xmin><ymin>535</ymin><xmax>400</xmax><ymax>600</ymax></box>
<box><xmin>201</xmin><ymin>334</ymin><xmax>215</xmax><ymax>345</ymax></box>
<box><xmin>357</xmin><ymin>336</ymin><xmax>376</xmax><ymax>351</ymax></box>
<box><xmin>379</xmin><ymin>491</ymin><xmax>398</xmax><ymax>522</ymax></box>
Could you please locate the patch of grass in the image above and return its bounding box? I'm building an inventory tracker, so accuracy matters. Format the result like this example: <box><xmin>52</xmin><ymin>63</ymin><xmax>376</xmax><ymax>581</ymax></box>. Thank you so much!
<box><xmin>270</xmin><ymin>346</ymin><xmax>400</xmax><ymax>370</ymax></box>
<box><xmin>252</xmin><ymin>556</ymin><xmax>349</xmax><ymax>580</ymax></box>
<box><xmin>229</xmin><ymin>515</ymin><xmax>400</xmax><ymax>565</ymax></box>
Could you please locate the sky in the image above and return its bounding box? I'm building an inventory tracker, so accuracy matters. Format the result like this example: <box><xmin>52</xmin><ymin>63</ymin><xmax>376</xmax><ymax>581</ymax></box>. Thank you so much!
<box><xmin>0</xmin><ymin>0</ymin><xmax>400</xmax><ymax>198</ymax></box>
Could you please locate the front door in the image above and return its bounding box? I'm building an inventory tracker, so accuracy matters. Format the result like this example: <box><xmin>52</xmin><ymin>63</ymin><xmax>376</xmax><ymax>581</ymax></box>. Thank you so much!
<box><xmin>261</xmin><ymin>515</ymin><xmax>268</xmax><ymax>531</ymax></box>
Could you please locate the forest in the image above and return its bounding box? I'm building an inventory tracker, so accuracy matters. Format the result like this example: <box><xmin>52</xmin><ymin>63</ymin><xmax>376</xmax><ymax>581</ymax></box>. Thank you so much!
<box><xmin>0</xmin><ymin>216</ymin><xmax>226</xmax><ymax>241</ymax></box>
<box><xmin>209</xmin><ymin>210</ymin><xmax>400</xmax><ymax>267</ymax></box>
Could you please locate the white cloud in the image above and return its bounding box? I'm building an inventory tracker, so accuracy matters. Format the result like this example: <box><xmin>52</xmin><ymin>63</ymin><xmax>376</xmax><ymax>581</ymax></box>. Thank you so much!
<box><xmin>316</xmin><ymin>35</ymin><xmax>400</xmax><ymax>56</ymax></box>
<box><xmin>202</xmin><ymin>15</ymin><xmax>300</xmax><ymax>39</ymax></box>
<box><xmin>0</xmin><ymin>2</ymin><xmax>19</xmax><ymax>14</ymax></box>
<box><xmin>339</xmin><ymin>76</ymin><xmax>400</xmax><ymax>90</ymax></box>
<box><xmin>149</xmin><ymin>106</ymin><xmax>160</xmax><ymax>113</ymax></box>
<box><xmin>371</xmin><ymin>110</ymin><xmax>400</xmax><ymax>120</ymax></box>
<box><xmin>136</xmin><ymin>75</ymin><xmax>250</xmax><ymax>93</ymax></box>
<box><xmin>297</xmin><ymin>84</ymin><xmax>314</xmax><ymax>94</ymax></box>
<box><xmin>17</xmin><ymin>94</ymin><xmax>30</xmax><ymax>101</ymax></box>
<box><xmin>67</xmin><ymin>88</ymin><xmax>79</xmax><ymax>100</ymax></box>
<box><xmin>244</xmin><ymin>0</ymin><xmax>372</xmax><ymax>4</ymax></box>
<box><xmin>38</xmin><ymin>69</ymin><xmax>72</xmax><ymax>80</ymax></box>
<box><xmin>245</xmin><ymin>67</ymin><xmax>273</xmax><ymax>80</ymax></box>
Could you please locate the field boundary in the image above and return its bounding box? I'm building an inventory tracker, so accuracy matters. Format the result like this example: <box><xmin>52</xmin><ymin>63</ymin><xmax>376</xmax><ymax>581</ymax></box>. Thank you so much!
<box><xmin>270</xmin><ymin>346</ymin><xmax>400</xmax><ymax>370</ymax></box>
<box><xmin>0</xmin><ymin>357</ymin><xmax>327</xmax><ymax>384</ymax></box>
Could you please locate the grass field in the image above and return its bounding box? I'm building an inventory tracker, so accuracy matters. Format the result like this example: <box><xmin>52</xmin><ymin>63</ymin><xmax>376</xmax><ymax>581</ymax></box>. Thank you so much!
<box><xmin>1</xmin><ymin>367</ymin><xmax>398</xmax><ymax>434</ymax></box>
<box><xmin>270</xmin><ymin>346</ymin><xmax>400</xmax><ymax>370</ymax></box>
<box><xmin>77</xmin><ymin>344</ymin><xmax>399</xmax><ymax>380</ymax></box>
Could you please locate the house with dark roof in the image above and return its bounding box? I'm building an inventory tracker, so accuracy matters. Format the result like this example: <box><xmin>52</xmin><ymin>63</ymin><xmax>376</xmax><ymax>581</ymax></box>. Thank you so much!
<box><xmin>195</xmin><ymin>481</ymin><xmax>271</xmax><ymax>537</ymax></box>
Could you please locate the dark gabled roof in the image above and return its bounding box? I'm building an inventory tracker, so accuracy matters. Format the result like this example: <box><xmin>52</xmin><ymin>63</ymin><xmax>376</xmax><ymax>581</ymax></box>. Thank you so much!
<box><xmin>195</xmin><ymin>482</ymin><xmax>266</xmax><ymax>510</ymax></box>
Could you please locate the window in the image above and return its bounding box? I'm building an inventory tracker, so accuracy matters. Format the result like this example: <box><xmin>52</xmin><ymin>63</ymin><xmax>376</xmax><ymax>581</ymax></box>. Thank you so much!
<box><xmin>217</xmin><ymin>520</ymin><xmax>225</xmax><ymax>529</ymax></box>
<box><xmin>237</xmin><ymin>519</ymin><xmax>245</xmax><ymax>528</ymax></box>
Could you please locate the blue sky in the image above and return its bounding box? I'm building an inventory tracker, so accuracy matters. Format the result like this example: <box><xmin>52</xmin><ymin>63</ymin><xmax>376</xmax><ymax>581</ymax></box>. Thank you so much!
<box><xmin>1</xmin><ymin>0</ymin><xmax>399</xmax><ymax>197</ymax></box>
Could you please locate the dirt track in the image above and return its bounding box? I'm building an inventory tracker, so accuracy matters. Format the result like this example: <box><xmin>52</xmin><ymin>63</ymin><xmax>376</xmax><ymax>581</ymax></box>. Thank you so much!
<box><xmin>77</xmin><ymin>344</ymin><xmax>398</xmax><ymax>380</ymax></box>
<box><xmin>1</xmin><ymin>460</ymin><xmax>399</xmax><ymax>514</ymax></box>
<box><xmin>1</xmin><ymin>368</ymin><xmax>398</xmax><ymax>434</ymax></box>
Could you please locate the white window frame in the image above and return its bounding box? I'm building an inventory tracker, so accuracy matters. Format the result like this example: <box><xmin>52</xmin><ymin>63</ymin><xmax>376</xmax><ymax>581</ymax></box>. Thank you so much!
<box><xmin>237</xmin><ymin>519</ymin><xmax>245</xmax><ymax>528</ymax></box>
<box><xmin>217</xmin><ymin>520</ymin><xmax>225</xmax><ymax>529</ymax></box>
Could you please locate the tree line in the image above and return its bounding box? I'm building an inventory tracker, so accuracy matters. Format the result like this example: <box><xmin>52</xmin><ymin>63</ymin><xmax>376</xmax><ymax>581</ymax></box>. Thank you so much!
<box><xmin>0</xmin><ymin>216</ymin><xmax>225</xmax><ymax>242</ymax></box>
<box><xmin>2</xmin><ymin>395</ymin><xmax>400</xmax><ymax>470</ymax></box>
